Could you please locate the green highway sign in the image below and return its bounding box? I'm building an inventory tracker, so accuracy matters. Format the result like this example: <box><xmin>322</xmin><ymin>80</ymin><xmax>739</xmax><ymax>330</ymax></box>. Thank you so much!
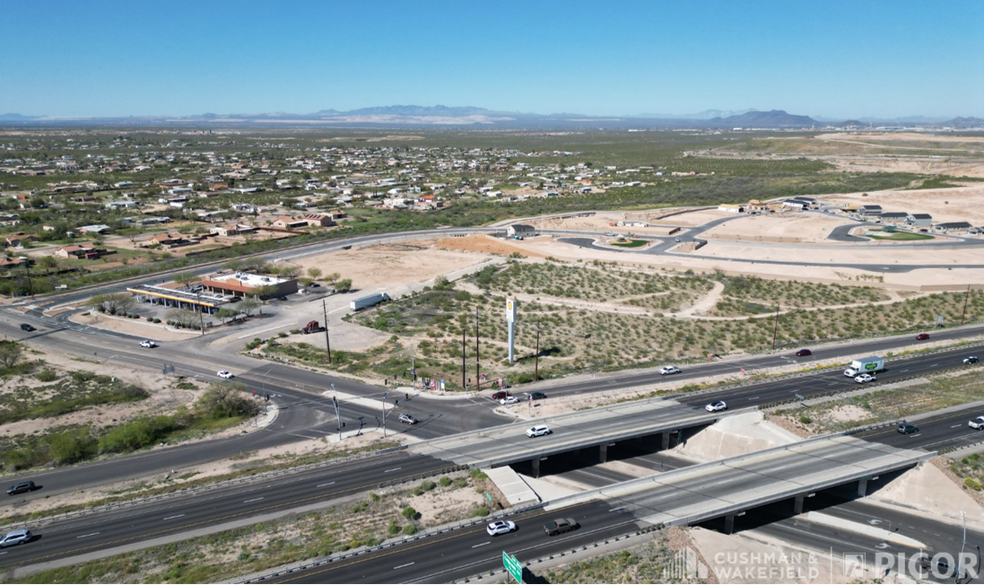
<box><xmin>503</xmin><ymin>551</ymin><xmax>522</xmax><ymax>583</ymax></box>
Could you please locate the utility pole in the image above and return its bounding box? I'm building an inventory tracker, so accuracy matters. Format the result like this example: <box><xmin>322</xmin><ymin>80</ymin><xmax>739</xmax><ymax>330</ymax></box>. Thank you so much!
<box><xmin>960</xmin><ymin>285</ymin><xmax>971</xmax><ymax>326</ymax></box>
<box><xmin>772</xmin><ymin>305</ymin><xmax>780</xmax><ymax>350</ymax></box>
<box><xmin>322</xmin><ymin>299</ymin><xmax>332</xmax><ymax>364</ymax></box>
<box><xmin>534</xmin><ymin>323</ymin><xmax>541</xmax><ymax>382</ymax></box>
<box><xmin>461</xmin><ymin>324</ymin><xmax>466</xmax><ymax>390</ymax></box>
<box><xmin>410</xmin><ymin>356</ymin><xmax>416</xmax><ymax>386</ymax></box>
<box><xmin>475</xmin><ymin>308</ymin><xmax>480</xmax><ymax>393</ymax></box>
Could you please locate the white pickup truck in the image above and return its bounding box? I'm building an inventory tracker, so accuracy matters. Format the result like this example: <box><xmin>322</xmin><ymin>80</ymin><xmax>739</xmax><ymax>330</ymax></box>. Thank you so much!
<box><xmin>969</xmin><ymin>416</ymin><xmax>984</xmax><ymax>430</ymax></box>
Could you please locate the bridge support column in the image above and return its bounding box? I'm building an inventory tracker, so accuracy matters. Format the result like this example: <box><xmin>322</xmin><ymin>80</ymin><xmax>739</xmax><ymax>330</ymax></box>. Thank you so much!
<box><xmin>531</xmin><ymin>457</ymin><xmax>541</xmax><ymax>479</ymax></box>
<box><xmin>661</xmin><ymin>432</ymin><xmax>670</xmax><ymax>450</ymax></box>
<box><xmin>599</xmin><ymin>444</ymin><xmax>608</xmax><ymax>464</ymax></box>
<box><xmin>794</xmin><ymin>495</ymin><xmax>805</xmax><ymax>515</ymax></box>
<box><xmin>857</xmin><ymin>478</ymin><xmax>868</xmax><ymax>497</ymax></box>
<box><xmin>724</xmin><ymin>514</ymin><xmax>736</xmax><ymax>535</ymax></box>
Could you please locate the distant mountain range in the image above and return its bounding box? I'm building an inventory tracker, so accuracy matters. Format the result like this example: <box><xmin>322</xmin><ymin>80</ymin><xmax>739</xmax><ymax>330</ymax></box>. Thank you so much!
<box><xmin>1</xmin><ymin>106</ymin><xmax>981</xmax><ymax>129</ymax></box>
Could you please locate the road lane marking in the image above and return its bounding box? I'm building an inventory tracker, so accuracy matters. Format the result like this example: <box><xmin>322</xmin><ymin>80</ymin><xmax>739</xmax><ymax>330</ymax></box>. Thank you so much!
<box><xmin>472</xmin><ymin>541</ymin><xmax>491</xmax><ymax>548</ymax></box>
<box><xmin>394</xmin><ymin>562</ymin><xmax>415</xmax><ymax>569</ymax></box>
<box><xmin>317</xmin><ymin>482</ymin><xmax>336</xmax><ymax>488</ymax></box>
<box><xmin>244</xmin><ymin>497</ymin><xmax>264</xmax><ymax>504</ymax></box>
<box><xmin>163</xmin><ymin>514</ymin><xmax>185</xmax><ymax>521</ymax></box>
<box><xmin>952</xmin><ymin>424</ymin><xmax>963</xmax><ymax>429</ymax></box>
<box><xmin>609</xmin><ymin>506</ymin><xmax>625</xmax><ymax>512</ymax></box>
<box><xmin>384</xmin><ymin>467</ymin><xmax>402</xmax><ymax>473</ymax></box>
<box><xmin>747</xmin><ymin>396</ymin><xmax>759</xmax><ymax>400</ymax></box>
<box><xmin>77</xmin><ymin>532</ymin><xmax>100</xmax><ymax>539</ymax></box>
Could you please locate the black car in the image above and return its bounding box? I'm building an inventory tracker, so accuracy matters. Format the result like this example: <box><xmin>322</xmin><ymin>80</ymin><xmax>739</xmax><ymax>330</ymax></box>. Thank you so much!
<box><xmin>7</xmin><ymin>480</ymin><xmax>37</xmax><ymax>496</ymax></box>
<box><xmin>19</xmin><ymin>323</ymin><xmax>35</xmax><ymax>332</ymax></box>
<box><xmin>965</xmin><ymin>356</ymin><xmax>980</xmax><ymax>365</ymax></box>
<box><xmin>528</xmin><ymin>392</ymin><xmax>547</xmax><ymax>401</ymax></box>
<box><xmin>897</xmin><ymin>422</ymin><xmax>919</xmax><ymax>435</ymax></box>
<box><xmin>795</xmin><ymin>349</ymin><xmax>812</xmax><ymax>357</ymax></box>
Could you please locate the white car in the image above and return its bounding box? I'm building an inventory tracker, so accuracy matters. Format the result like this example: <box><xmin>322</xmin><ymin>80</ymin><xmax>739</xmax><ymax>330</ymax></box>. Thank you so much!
<box><xmin>139</xmin><ymin>340</ymin><xmax>157</xmax><ymax>348</ymax></box>
<box><xmin>486</xmin><ymin>520</ymin><xmax>517</xmax><ymax>536</ymax></box>
<box><xmin>705</xmin><ymin>400</ymin><xmax>727</xmax><ymax>412</ymax></box>
<box><xmin>500</xmin><ymin>395</ymin><xmax>519</xmax><ymax>405</ymax></box>
<box><xmin>970</xmin><ymin>416</ymin><xmax>984</xmax><ymax>430</ymax></box>
<box><xmin>659</xmin><ymin>366</ymin><xmax>681</xmax><ymax>376</ymax></box>
<box><xmin>0</xmin><ymin>529</ymin><xmax>32</xmax><ymax>548</ymax></box>
<box><xmin>217</xmin><ymin>371</ymin><xmax>234</xmax><ymax>379</ymax></box>
<box><xmin>854</xmin><ymin>373</ymin><xmax>876</xmax><ymax>384</ymax></box>
<box><xmin>526</xmin><ymin>425</ymin><xmax>551</xmax><ymax>438</ymax></box>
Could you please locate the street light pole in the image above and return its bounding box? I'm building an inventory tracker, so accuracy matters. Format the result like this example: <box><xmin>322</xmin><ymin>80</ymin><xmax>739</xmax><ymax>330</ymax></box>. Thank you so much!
<box><xmin>772</xmin><ymin>305</ymin><xmax>780</xmax><ymax>350</ymax></box>
<box><xmin>331</xmin><ymin>383</ymin><xmax>341</xmax><ymax>442</ymax></box>
<box><xmin>196</xmin><ymin>290</ymin><xmax>205</xmax><ymax>336</ymax></box>
<box><xmin>461</xmin><ymin>324</ymin><xmax>466</xmax><ymax>390</ymax></box>
<box><xmin>382</xmin><ymin>391</ymin><xmax>389</xmax><ymax>438</ymax></box>
<box><xmin>534</xmin><ymin>323</ymin><xmax>541</xmax><ymax>382</ymax></box>
<box><xmin>475</xmin><ymin>308</ymin><xmax>480</xmax><ymax>393</ymax></box>
<box><xmin>959</xmin><ymin>509</ymin><xmax>967</xmax><ymax>580</ymax></box>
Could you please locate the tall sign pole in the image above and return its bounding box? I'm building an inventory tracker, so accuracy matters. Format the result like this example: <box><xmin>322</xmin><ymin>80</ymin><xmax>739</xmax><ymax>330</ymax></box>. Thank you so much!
<box><xmin>461</xmin><ymin>325</ymin><xmax>466</xmax><ymax>390</ymax></box>
<box><xmin>534</xmin><ymin>323</ymin><xmax>541</xmax><ymax>382</ymax></box>
<box><xmin>475</xmin><ymin>308</ymin><xmax>480</xmax><ymax>393</ymax></box>
<box><xmin>506</xmin><ymin>298</ymin><xmax>517</xmax><ymax>364</ymax></box>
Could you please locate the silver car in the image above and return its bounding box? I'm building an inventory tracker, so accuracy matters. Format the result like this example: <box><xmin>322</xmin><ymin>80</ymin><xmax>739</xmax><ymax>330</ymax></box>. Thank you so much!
<box><xmin>0</xmin><ymin>529</ymin><xmax>32</xmax><ymax>548</ymax></box>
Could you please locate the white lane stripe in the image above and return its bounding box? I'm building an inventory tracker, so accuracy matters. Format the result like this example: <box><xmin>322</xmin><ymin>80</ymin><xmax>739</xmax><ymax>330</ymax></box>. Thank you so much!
<box><xmin>244</xmin><ymin>497</ymin><xmax>264</xmax><ymax>504</ymax></box>
<box><xmin>609</xmin><ymin>506</ymin><xmax>625</xmax><ymax>512</ymax></box>
<box><xmin>472</xmin><ymin>541</ymin><xmax>491</xmax><ymax>548</ymax></box>
<box><xmin>384</xmin><ymin>467</ymin><xmax>402</xmax><ymax>473</ymax></box>
<box><xmin>317</xmin><ymin>482</ymin><xmax>336</xmax><ymax>488</ymax></box>
<box><xmin>394</xmin><ymin>562</ymin><xmax>415</xmax><ymax>569</ymax></box>
<box><xmin>77</xmin><ymin>532</ymin><xmax>100</xmax><ymax>539</ymax></box>
<box><xmin>163</xmin><ymin>514</ymin><xmax>185</xmax><ymax>521</ymax></box>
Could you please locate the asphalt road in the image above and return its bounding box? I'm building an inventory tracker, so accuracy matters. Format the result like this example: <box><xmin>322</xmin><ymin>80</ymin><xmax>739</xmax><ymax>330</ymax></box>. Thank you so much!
<box><xmin>0</xmin><ymin>452</ymin><xmax>451</xmax><ymax>571</ymax></box>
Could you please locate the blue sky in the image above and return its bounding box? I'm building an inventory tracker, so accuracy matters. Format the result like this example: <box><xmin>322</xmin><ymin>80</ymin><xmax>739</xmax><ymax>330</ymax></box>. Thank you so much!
<box><xmin>2</xmin><ymin>0</ymin><xmax>982</xmax><ymax>119</ymax></box>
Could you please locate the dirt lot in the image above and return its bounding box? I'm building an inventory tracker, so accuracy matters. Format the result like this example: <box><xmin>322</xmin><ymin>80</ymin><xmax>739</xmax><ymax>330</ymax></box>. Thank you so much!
<box><xmin>818</xmin><ymin>183</ymin><xmax>984</xmax><ymax>225</ymax></box>
<box><xmin>700</xmin><ymin>213</ymin><xmax>853</xmax><ymax>244</ymax></box>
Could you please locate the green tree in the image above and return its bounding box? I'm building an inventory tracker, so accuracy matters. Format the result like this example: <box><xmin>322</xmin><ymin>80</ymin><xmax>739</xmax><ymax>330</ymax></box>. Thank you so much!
<box><xmin>307</xmin><ymin>267</ymin><xmax>323</xmax><ymax>281</ymax></box>
<box><xmin>88</xmin><ymin>293</ymin><xmax>135</xmax><ymax>315</ymax></box>
<box><xmin>173</xmin><ymin>272</ymin><xmax>200</xmax><ymax>290</ymax></box>
<box><xmin>215</xmin><ymin>307</ymin><xmax>238</xmax><ymax>323</ymax></box>
<box><xmin>237</xmin><ymin>297</ymin><xmax>261</xmax><ymax>317</ymax></box>
<box><xmin>334</xmin><ymin>279</ymin><xmax>353</xmax><ymax>293</ymax></box>
<box><xmin>0</xmin><ymin>341</ymin><xmax>23</xmax><ymax>368</ymax></box>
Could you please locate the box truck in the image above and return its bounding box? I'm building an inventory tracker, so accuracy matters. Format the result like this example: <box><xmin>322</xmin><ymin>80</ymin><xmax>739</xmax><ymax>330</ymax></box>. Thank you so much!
<box><xmin>350</xmin><ymin>292</ymin><xmax>390</xmax><ymax>311</ymax></box>
<box><xmin>844</xmin><ymin>356</ymin><xmax>885</xmax><ymax>377</ymax></box>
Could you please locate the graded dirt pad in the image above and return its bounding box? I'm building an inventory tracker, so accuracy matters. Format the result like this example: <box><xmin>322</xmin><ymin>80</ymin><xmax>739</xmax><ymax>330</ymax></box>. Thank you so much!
<box><xmin>291</xmin><ymin>242</ymin><xmax>499</xmax><ymax>288</ymax></box>
<box><xmin>432</xmin><ymin>234</ymin><xmax>548</xmax><ymax>258</ymax></box>
<box><xmin>700</xmin><ymin>213</ymin><xmax>854</xmax><ymax>244</ymax></box>
<box><xmin>663</xmin><ymin>207</ymin><xmax>734</xmax><ymax>226</ymax></box>
<box><xmin>818</xmin><ymin>184</ymin><xmax>984</xmax><ymax>225</ymax></box>
<box><xmin>71</xmin><ymin>312</ymin><xmax>199</xmax><ymax>341</ymax></box>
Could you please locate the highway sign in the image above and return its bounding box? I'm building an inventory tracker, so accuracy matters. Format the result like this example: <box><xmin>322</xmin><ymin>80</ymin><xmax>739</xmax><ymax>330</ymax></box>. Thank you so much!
<box><xmin>503</xmin><ymin>551</ymin><xmax>522</xmax><ymax>583</ymax></box>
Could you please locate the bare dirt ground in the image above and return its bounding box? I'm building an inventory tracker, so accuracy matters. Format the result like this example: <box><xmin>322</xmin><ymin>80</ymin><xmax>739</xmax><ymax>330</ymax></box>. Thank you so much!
<box><xmin>700</xmin><ymin>213</ymin><xmax>854</xmax><ymax>244</ymax></box>
<box><xmin>432</xmin><ymin>234</ymin><xmax>548</xmax><ymax>258</ymax></box>
<box><xmin>70</xmin><ymin>312</ymin><xmax>198</xmax><ymax>341</ymax></box>
<box><xmin>818</xmin><ymin>183</ymin><xmax>984</xmax><ymax>225</ymax></box>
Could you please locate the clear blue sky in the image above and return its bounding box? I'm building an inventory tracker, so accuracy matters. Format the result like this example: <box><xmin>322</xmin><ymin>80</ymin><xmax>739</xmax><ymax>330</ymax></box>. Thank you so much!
<box><xmin>2</xmin><ymin>0</ymin><xmax>982</xmax><ymax>119</ymax></box>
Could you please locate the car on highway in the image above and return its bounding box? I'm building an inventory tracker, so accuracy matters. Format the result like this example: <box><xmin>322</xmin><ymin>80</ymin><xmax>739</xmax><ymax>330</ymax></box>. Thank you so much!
<box><xmin>398</xmin><ymin>413</ymin><xmax>417</xmax><ymax>425</ymax></box>
<box><xmin>659</xmin><ymin>366</ymin><xmax>681</xmax><ymax>376</ymax></box>
<box><xmin>915</xmin><ymin>333</ymin><xmax>930</xmax><ymax>341</ymax></box>
<box><xmin>0</xmin><ymin>529</ymin><xmax>32</xmax><ymax>548</ymax></box>
<box><xmin>544</xmin><ymin>518</ymin><xmax>579</xmax><ymax>536</ymax></box>
<box><xmin>526</xmin><ymin>425</ymin><xmax>551</xmax><ymax>438</ymax></box>
<box><xmin>500</xmin><ymin>395</ymin><xmax>519</xmax><ymax>405</ymax></box>
<box><xmin>897</xmin><ymin>422</ymin><xmax>919</xmax><ymax>435</ymax></box>
<box><xmin>139</xmin><ymin>340</ymin><xmax>157</xmax><ymax>348</ymax></box>
<box><xmin>795</xmin><ymin>349</ymin><xmax>812</xmax><ymax>357</ymax></box>
<box><xmin>854</xmin><ymin>373</ymin><xmax>876</xmax><ymax>384</ymax></box>
<box><xmin>970</xmin><ymin>416</ymin><xmax>984</xmax><ymax>430</ymax></box>
<box><xmin>6</xmin><ymin>480</ymin><xmax>37</xmax><ymax>496</ymax></box>
<box><xmin>491</xmin><ymin>391</ymin><xmax>510</xmax><ymax>401</ymax></box>
<box><xmin>217</xmin><ymin>371</ymin><xmax>234</xmax><ymax>379</ymax></box>
<box><xmin>527</xmin><ymin>391</ymin><xmax>547</xmax><ymax>401</ymax></box>
<box><xmin>705</xmin><ymin>400</ymin><xmax>727</xmax><ymax>412</ymax></box>
<box><xmin>965</xmin><ymin>356</ymin><xmax>980</xmax><ymax>365</ymax></box>
<box><xmin>486</xmin><ymin>520</ymin><xmax>517</xmax><ymax>536</ymax></box>
<box><xmin>19</xmin><ymin>323</ymin><xmax>35</xmax><ymax>332</ymax></box>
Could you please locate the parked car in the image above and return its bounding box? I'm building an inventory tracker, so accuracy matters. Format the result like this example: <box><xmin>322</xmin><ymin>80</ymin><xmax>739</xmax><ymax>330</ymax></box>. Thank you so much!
<box><xmin>398</xmin><ymin>413</ymin><xmax>417</xmax><ymax>425</ymax></box>
<box><xmin>854</xmin><ymin>373</ymin><xmax>876</xmax><ymax>384</ymax></box>
<box><xmin>969</xmin><ymin>416</ymin><xmax>984</xmax><ymax>430</ymax></box>
<box><xmin>897</xmin><ymin>422</ymin><xmax>919</xmax><ymax>435</ymax></box>
<box><xmin>500</xmin><ymin>395</ymin><xmax>519</xmax><ymax>405</ymax></box>
<box><xmin>964</xmin><ymin>356</ymin><xmax>980</xmax><ymax>365</ymax></box>
<box><xmin>19</xmin><ymin>323</ymin><xmax>35</xmax><ymax>332</ymax></box>
<box><xmin>659</xmin><ymin>366</ymin><xmax>681</xmax><ymax>376</ymax></box>
<box><xmin>6</xmin><ymin>480</ymin><xmax>37</xmax><ymax>496</ymax></box>
<box><xmin>916</xmin><ymin>333</ymin><xmax>930</xmax><ymax>341</ymax></box>
<box><xmin>491</xmin><ymin>391</ymin><xmax>509</xmax><ymax>401</ymax></box>
<box><xmin>795</xmin><ymin>349</ymin><xmax>812</xmax><ymax>357</ymax></box>
<box><xmin>486</xmin><ymin>520</ymin><xmax>517</xmax><ymax>536</ymax></box>
<box><xmin>705</xmin><ymin>400</ymin><xmax>727</xmax><ymax>412</ymax></box>
<box><xmin>139</xmin><ymin>340</ymin><xmax>157</xmax><ymax>348</ymax></box>
<box><xmin>526</xmin><ymin>425</ymin><xmax>551</xmax><ymax>438</ymax></box>
<box><xmin>217</xmin><ymin>371</ymin><xmax>234</xmax><ymax>379</ymax></box>
<box><xmin>544</xmin><ymin>518</ymin><xmax>579</xmax><ymax>536</ymax></box>
<box><xmin>0</xmin><ymin>529</ymin><xmax>32</xmax><ymax>548</ymax></box>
